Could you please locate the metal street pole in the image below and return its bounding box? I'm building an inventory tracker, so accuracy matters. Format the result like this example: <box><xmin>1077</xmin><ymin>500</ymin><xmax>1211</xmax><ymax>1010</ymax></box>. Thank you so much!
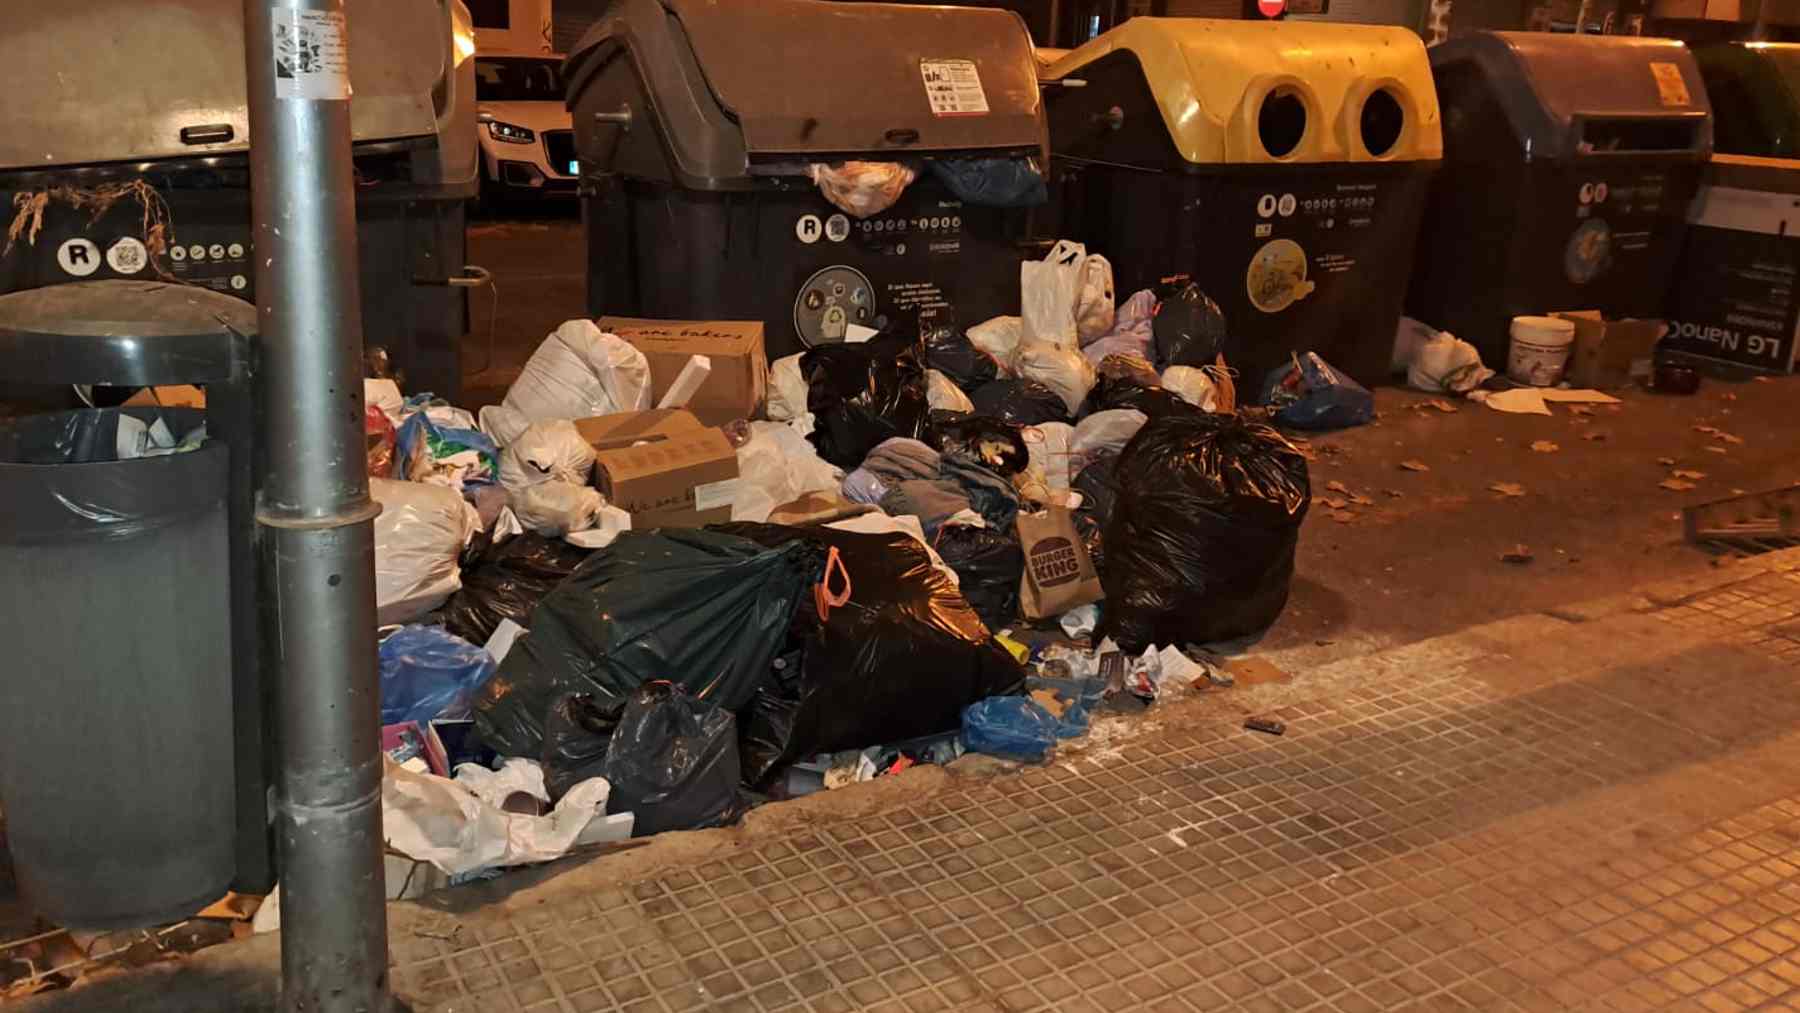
<box><xmin>243</xmin><ymin>1</ymin><xmax>391</xmax><ymax>1010</ymax></box>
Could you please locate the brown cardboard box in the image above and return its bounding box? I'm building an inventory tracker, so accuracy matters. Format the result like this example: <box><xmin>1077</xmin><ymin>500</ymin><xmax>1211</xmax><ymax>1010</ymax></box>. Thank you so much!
<box><xmin>573</xmin><ymin>408</ymin><xmax>702</xmax><ymax>452</ymax></box>
<box><xmin>1553</xmin><ymin>311</ymin><xmax>1665</xmax><ymax>389</ymax></box>
<box><xmin>601</xmin><ymin>316</ymin><xmax>768</xmax><ymax>427</ymax></box>
<box><xmin>592</xmin><ymin>426</ymin><xmax>739</xmax><ymax>527</ymax></box>
<box><xmin>122</xmin><ymin>384</ymin><xmax>207</xmax><ymax>409</ymax></box>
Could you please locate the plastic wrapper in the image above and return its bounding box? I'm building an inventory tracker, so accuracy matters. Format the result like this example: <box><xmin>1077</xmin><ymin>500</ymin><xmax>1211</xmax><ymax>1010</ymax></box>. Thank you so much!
<box><xmin>961</xmin><ymin>698</ymin><xmax>1057</xmax><ymax>762</ymax></box>
<box><xmin>934</xmin><ymin>524</ymin><xmax>1023</xmax><ymax>631</ymax></box>
<box><xmin>1022</xmin><ymin>421</ymin><xmax>1075</xmax><ymax>495</ymax></box>
<box><xmin>1070</xmin><ymin>409</ymin><xmax>1147</xmax><ymax>475</ymax></box>
<box><xmin>371</xmin><ymin>477</ymin><xmax>481</xmax><ymax>625</ymax></box>
<box><xmin>481</xmin><ymin>320</ymin><xmax>653</xmax><ymax>446</ymax></box>
<box><xmin>767</xmin><ymin>353</ymin><xmax>808</xmax><ymax>421</ymax></box>
<box><xmin>808</xmin><ymin>161</ymin><xmax>917</xmax><ymax>218</ymax></box>
<box><xmin>925</xmin><ymin>323</ymin><xmax>1000</xmax><ymax>390</ymax></box>
<box><xmin>926</xmin><ymin>157</ymin><xmax>1048</xmax><ymax>208</ymax></box>
<box><xmin>473</xmin><ymin>528</ymin><xmax>822</xmax><ymax>758</ymax></box>
<box><xmin>365</xmin><ymin>404</ymin><xmax>396</xmax><ymax>478</ymax></box>
<box><xmin>922</xmin><ymin>413</ymin><xmax>1027</xmax><ymax>476</ymax></box>
<box><xmin>966</xmin><ymin>379</ymin><xmax>1070</xmax><ymax>427</ymax></box>
<box><xmin>1408</xmin><ymin>331</ymin><xmax>1494</xmax><ymax>393</ymax></box>
<box><xmin>1154</xmin><ymin>283</ymin><xmax>1230</xmax><ymax>368</ymax></box>
<box><xmin>721</xmin><ymin>524</ymin><xmax>1025</xmax><ymax>789</ymax></box>
<box><xmin>397</xmin><ymin>412</ymin><xmax>500</xmax><ymax>489</ymax></box>
<box><xmin>734</xmin><ymin>421</ymin><xmax>844</xmax><ymax>524</ymax></box>
<box><xmin>1083</xmin><ymin>289</ymin><xmax>1157</xmax><ymax>365</ymax></box>
<box><xmin>1260</xmin><ymin>352</ymin><xmax>1375</xmax><ymax>430</ymax></box>
<box><xmin>802</xmin><ymin>334</ymin><xmax>930</xmax><ymax>469</ymax></box>
<box><xmin>499</xmin><ymin>420</ymin><xmax>596</xmax><ymax>495</ymax></box>
<box><xmin>1161</xmin><ymin>365</ymin><xmax>1225</xmax><ymax>411</ymax></box>
<box><xmin>1098</xmin><ymin>413</ymin><xmax>1310</xmax><ymax>651</ymax></box>
<box><xmin>967</xmin><ymin>316</ymin><xmax>1022</xmax><ymax>372</ymax></box>
<box><xmin>379</xmin><ymin>625</ymin><xmax>497</xmax><ymax>726</ymax></box>
<box><xmin>604</xmin><ymin>683</ymin><xmax>745</xmax><ymax>836</ymax></box>
<box><xmin>1014</xmin><ymin>344</ymin><xmax>1097</xmax><ymax>416</ymax></box>
<box><xmin>541</xmin><ymin>693</ymin><xmax>624</xmax><ymax>803</ymax></box>
<box><xmin>512</xmin><ymin>482</ymin><xmax>606</xmax><ymax>536</ymax></box>
<box><xmin>925</xmin><ymin>369</ymin><xmax>975</xmax><ymax>415</ymax></box>
<box><xmin>443</xmin><ymin>533</ymin><xmax>595</xmax><ymax>645</ymax></box>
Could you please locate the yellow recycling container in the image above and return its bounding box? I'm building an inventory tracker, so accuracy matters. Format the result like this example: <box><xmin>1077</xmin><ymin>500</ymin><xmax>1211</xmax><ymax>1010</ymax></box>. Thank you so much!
<box><xmin>1043</xmin><ymin>18</ymin><xmax>1442</xmax><ymax>386</ymax></box>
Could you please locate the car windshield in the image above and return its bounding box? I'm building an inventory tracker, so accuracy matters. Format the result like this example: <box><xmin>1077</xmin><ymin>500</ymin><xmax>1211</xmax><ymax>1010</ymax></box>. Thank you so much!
<box><xmin>475</xmin><ymin>57</ymin><xmax>563</xmax><ymax>102</ymax></box>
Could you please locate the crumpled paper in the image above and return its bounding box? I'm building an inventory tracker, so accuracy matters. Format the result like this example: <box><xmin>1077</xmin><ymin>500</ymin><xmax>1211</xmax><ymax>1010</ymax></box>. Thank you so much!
<box><xmin>382</xmin><ymin>757</ymin><xmax>613</xmax><ymax>877</ymax></box>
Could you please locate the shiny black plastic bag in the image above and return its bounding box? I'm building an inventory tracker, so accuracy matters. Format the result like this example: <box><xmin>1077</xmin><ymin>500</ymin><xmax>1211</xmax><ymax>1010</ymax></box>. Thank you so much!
<box><xmin>1083</xmin><ymin>372</ymin><xmax>1199</xmax><ymax>420</ymax></box>
<box><xmin>803</xmin><ymin>334</ymin><xmax>930</xmax><ymax>469</ymax></box>
<box><xmin>1099</xmin><ymin>414</ymin><xmax>1310</xmax><ymax>651</ymax></box>
<box><xmin>966</xmin><ymin>379</ymin><xmax>1070</xmax><ymax>427</ymax></box>
<box><xmin>922</xmin><ymin>412</ymin><xmax>1028</xmax><ymax>476</ymax></box>
<box><xmin>1154</xmin><ymin>283</ymin><xmax>1230</xmax><ymax>369</ymax></box>
<box><xmin>923</xmin><ymin>325</ymin><xmax>999</xmax><ymax>391</ymax></box>
<box><xmin>540</xmin><ymin>693</ymin><xmax>623</xmax><ymax>802</ymax></box>
<box><xmin>934</xmin><ymin>525</ymin><xmax>1024</xmax><ymax>631</ymax></box>
<box><xmin>443</xmin><ymin>534</ymin><xmax>593</xmax><ymax>645</ymax></box>
<box><xmin>720</xmin><ymin>524</ymin><xmax>1025</xmax><ymax>788</ymax></box>
<box><xmin>603</xmin><ymin>683</ymin><xmax>744</xmax><ymax>836</ymax></box>
<box><xmin>472</xmin><ymin>528</ymin><xmax>822</xmax><ymax>758</ymax></box>
<box><xmin>1072</xmin><ymin>454</ymin><xmax>1120</xmax><ymax>573</ymax></box>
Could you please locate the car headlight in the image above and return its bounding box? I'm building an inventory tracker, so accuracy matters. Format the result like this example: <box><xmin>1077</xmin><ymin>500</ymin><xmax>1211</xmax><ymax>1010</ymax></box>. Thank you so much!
<box><xmin>486</xmin><ymin>121</ymin><xmax>536</xmax><ymax>145</ymax></box>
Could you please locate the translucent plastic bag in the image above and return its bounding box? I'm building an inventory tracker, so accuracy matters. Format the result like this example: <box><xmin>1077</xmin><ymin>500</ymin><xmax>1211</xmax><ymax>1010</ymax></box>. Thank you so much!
<box><xmin>1021</xmin><ymin>240</ymin><xmax>1087</xmax><ymax>349</ymax></box>
<box><xmin>371</xmin><ymin>478</ymin><xmax>481</xmax><ymax>624</ymax></box>
<box><xmin>378</xmin><ymin>625</ymin><xmax>496</xmax><ymax>726</ymax></box>
<box><xmin>926</xmin><ymin>369</ymin><xmax>976</xmax><ymax>414</ymax></box>
<box><xmin>734</xmin><ymin>421</ymin><xmax>844</xmax><ymax>523</ymax></box>
<box><xmin>1070</xmin><ymin>409</ymin><xmax>1147</xmax><ymax>474</ymax></box>
<box><xmin>808</xmin><ymin>162</ymin><xmax>917</xmax><ymax>219</ymax></box>
<box><xmin>766</xmin><ymin>353</ymin><xmax>808</xmax><ymax>421</ymax></box>
<box><xmin>365</xmin><ymin>404</ymin><xmax>396</xmax><ymax>479</ymax></box>
<box><xmin>967</xmin><ymin>316</ymin><xmax>1023</xmax><ymax>372</ymax></box>
<box><xmin>512</xmin><ymin>482</ymin><xmax>606</xmax><ymax>536</ymax></box>
<box><xmin>1083</xmin><ymin>290</ymin><xmax>1156</xmax><ymax>365</ymax></box>
<box><xmin>1073</xmin><ymin>253</ymin><xmax>1115</xmax><ymax>343</ymax></box>
<box><xmin>484</xmin><ymin>321</ymin><xmax>652</xmax><ymax>446</ymax></box>
<box><xmin>499</xmin><ymin>420</ymin><xmax>596</xmax><ymax>495</ymax></box>
<box><xmin>962</xmin><ymin>697</ymin><xmax>1057</xmax><ymax>762</ymax></box>
<box><xmin>1162</xmin><ymin>366</ymin><xmax>1224</xmax><ymax>411</ymax></box>
<box><xmin>1014</xmin><ymin>344</ymin><xmax>1096</xmax><ymax>416</ymax></box>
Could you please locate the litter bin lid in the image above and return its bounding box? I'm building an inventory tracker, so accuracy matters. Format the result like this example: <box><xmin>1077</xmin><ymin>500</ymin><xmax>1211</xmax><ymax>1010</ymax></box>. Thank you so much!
<box><xmin>0</xmin><ymin>281</ymin><xmax>255</xmax><ymax>387</ymax></box>
<box><xmin>1043</xmin><ymin>18</ymin><xmax>1442</xmax><ymax>165</ymax></box>
<box><xmin>1430</xmin><ymin>32</ymin><xmax>1712</xmax><ymax>161</ymax></box>
<box><xmin>1696</xmin><ymin>43</ymin><xmax>1800</xmax><ymax>158</ymax></box>
<box><xmin>566</xmin><ymin>0</ymin><xmax>1045</xmax><ymax>187</ymax></box>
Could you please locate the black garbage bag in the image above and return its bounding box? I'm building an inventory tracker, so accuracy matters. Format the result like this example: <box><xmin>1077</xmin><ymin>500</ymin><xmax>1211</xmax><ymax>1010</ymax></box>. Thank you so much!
<box><xmin>719</xmin><ymin>523</ymin><xmax>1025</xmax><ymax>789</ymax></box>
<box><xmin>926</xmin><ymin>157</ymin><xmax>1049</xmax><ymax>208</ymax></box>
<box><xmin>934</xmin><ymin>525</ymin><xmax>1023</xmax><ymax>631</ymax></box>
<box><xmin>803</xmin><ymin>333</ymin><xmax>929</xmax><ymax>469</ymax></box>
<box><xmin>473</xmin><ymin>528</ymin><xmax>823</xmax><ymax>758</ymax></box>
<box><xmin>540</xmin><ymin>693</ymin><xmax>624</xmax><ymax>802</ymax></box>
<box><xmin>1098</xmin><ymin>413</ymin><xmax>1310</xmax><ymax>652</ymax></box>
<box><xmin>1083</xmin><ymin>371</ymin><xmax>1200</xmax><ymax>420</ymax></box>
<box><xmin>922</xmin><ymin>412</ymin><xmax>1028</xmax><ymax>476</ymax></box>
<box><xmin>603</xmin><ymin>683</ymin><xmax>745</xmax><ymax>836</ymax></box>
<box><xmin>443</xmin><ymin>534</ymin><xmax>594</xmax><ymax>645</ymax></box>
<box><xmin>967</xmin><ymin>379</ymin><xmax>1070</xmax><ymax>427</ymax></box>
<box><xmin>923</xmin><ymin>325</ymin><xmax>999</xmax><ymax>391</ymax></box>
<box><xmin>1154</xmin><ymin>282</ymin><xmax>1230</xmax><ymax>369</ymax></box>
<box><xmin>1072</xmin><ymin>453</ymin><xmax>1120</xmax><ymax>573</ymax></box>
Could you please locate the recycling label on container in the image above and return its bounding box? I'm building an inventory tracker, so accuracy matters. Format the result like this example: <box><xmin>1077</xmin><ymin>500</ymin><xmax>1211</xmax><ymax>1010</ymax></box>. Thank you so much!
<box><xmin>921</xmin><ymin>59</ymin><xmax>988</xmax><ymax>117</ymax></box>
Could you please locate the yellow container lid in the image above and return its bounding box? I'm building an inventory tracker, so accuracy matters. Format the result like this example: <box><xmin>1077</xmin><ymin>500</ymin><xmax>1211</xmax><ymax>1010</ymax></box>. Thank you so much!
<box><xmin>1045</xmin><ymin>18</ymin><xmax>1443</xmax><ymax>165</ymax></box>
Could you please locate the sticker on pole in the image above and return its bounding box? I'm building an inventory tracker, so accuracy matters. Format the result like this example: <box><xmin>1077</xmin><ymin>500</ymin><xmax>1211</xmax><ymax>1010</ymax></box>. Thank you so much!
<box><xmin>921</xmin><ymin>59</ymin><xmax>989</xmax><ymax>117</ymax></box>
<box><xmin>1649</xmin><ymin>62</ymin><xmax>1690</xmax><ymax>108</ymax></box>
<box><xmin>273</xmin><ymin>9</ymin><xmax>351</xmax><ymax>101</ymax></box>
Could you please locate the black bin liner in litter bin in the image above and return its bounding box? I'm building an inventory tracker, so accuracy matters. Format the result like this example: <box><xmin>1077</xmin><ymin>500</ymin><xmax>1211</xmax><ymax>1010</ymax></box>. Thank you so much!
<box><xmin>720</xmin><ymin>523</ymin><xmax>1025</xmax><ymax>788</ymax></box>
<box><xmin>604</xmin><ymin>683</ymin><xmax>745</xmax><ymax>836</ymax></box>
<box><xmin>443</xmin><ymin>534</ymin><xmax>595</xmax><ymax>645</ymax></box>
<box><xmin>472</xmin><ymin>528</ymin><xmax>823</xmax><ymax>758</ymax></box>
<box><xmin>1099</xmin><ymin>413</ymin><xmax>1310</xmax><ymax>652</ymax></box>
<box><xmin>803</xmin><ymin>334</ymin><xmax>930</xmax><ymax>469</ymax></box>
<box><xmin>934</xmin><ymin>525</ymin><xmax>1024</xmax><ymax>631</ymax></box>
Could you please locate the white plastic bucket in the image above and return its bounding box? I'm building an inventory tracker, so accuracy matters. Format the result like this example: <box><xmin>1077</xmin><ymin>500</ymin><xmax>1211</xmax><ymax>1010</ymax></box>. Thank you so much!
<box><xmin>1507</xmin><ymin>316</ymin><xmax>1576</xmax><ymax>387</ymax></box>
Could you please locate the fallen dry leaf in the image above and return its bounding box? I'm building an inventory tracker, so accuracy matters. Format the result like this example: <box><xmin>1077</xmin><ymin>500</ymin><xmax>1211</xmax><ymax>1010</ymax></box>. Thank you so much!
<box><xmin>1400</xmin><ymin>460</ymin><xmax>1430</xmax><ymax>472</ymax></box>
<box><xmin>1570</xmin><ymin>405</ymin><xmax>1594</xmax><ymax>417</ymax></box>
<box><xmin>1489</xmin><ymin>482</ymin><xmax>1527</xmax><ymax>498</ymax></box>
<box><xmin>1326</xmin><ymin>480</ymin><xmax>1351</xmax><ymax>494</ymax></box>
<box><xmin>1501</xmin><ymin>544</ymin><xmax>1534</xmax><ymax>565</ymax></box>
<box><xmin>1427</xmin><ymin>399</ymin><xmax>1458</xmax><ymax>414</ymax></box>
<box><xmin>1754</xmin><ymin>376</ymin><xmax>1772</xmax><ymax>383</ymax></box>
<box><xmin>1530</xmin><ymin>440</ymin><xmax>1560</xmax><ymax>453</ymax></box>
<box><xmin>1657</xmin><ymin>457</ymin><xmax>1677</xmax><ymax>466</ymax></box>
<box><xmin>1723</xmin><ymin>393</ymin><xmax>1738</xmax><ymax>401</ymax></box>
<box><xmin>1582</xmin><ymin>431</ymin><xmax>1609</xmax><ymax>442</ymax></box>
<box><xmin>1704</xmin><ymin>446</ymin><xmax>1728</xmax><ymax>454</ymax></box>
<box><xmin>1330</xmin><ymin>511</ymin><xmax>1357</xmax><ymax>524</ymax></box>
<box><xmin>1318</xmin><ymin>497</ymin><xmax>1347</xmax><ymax>510</ymax></box>
<box><xmin>1695</xmin><ymin>425</ymin><xmax>1719</xmax><ymax>434</ymax></box>
<box><xmin>1671</xmin><ymin>469</ymin><xmax>1706</xmax><ymax>480</ymax></box>
<box><xmin>1659</xmin><ymin>479</ymin><xmax>1696</xmax><ymax>491</ymax></box>
<box><xmin>1383</xmin><ymin>489</ymin><xmax>1405</xmax><ymax>499</ymax></box>
<box><xmin>1348</xmin><ymin>493</ymin><xmax>1375</xmax><ymax>507</ymax></box>
<box><xmin>1717</xmin><ymin>433</ymin><xmax>1744</xmax><ymax>445</ymax></box>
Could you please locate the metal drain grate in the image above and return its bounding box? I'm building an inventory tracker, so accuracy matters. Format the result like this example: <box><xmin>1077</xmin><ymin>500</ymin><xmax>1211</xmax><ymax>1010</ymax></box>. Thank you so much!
<box><xmin>1685</xmin><ymin>483</ymin><xmax>1800</xmax><ymax>556</ymax></box>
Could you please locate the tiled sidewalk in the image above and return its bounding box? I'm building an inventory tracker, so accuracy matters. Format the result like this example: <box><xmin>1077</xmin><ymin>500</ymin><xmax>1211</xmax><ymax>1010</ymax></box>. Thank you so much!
<box><xmin>26</xmin><ymin>553</ymin><xmax>1800</xmax><ymax>1013</ymax></box>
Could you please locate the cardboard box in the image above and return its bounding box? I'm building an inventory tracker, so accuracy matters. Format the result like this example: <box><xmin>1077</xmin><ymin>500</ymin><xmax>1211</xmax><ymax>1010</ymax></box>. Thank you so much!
<box><xmin>1552</xmin><ymin>311</ymin><xmax>1665</xmax><ymax>389</ymax></box>
<box><xmin>122</xmin><ymin>384</ymin><xmax>207</xmax><ymax>409</ymax></box>
<box><xmin>1662</xmin><ymin>166</ymin><xmax>1800</xmax><ymax>374</ymax></box>
<box><xmin>593</xmin><ymin>425</ymin><xmax>740</xmax><ymax>527</ymax></box>
<box><xmin>602</xmin><ymin>316</ymin><xmax>768</xmax><ymax>427</ymax></box>
<box><xmin>573</xmin><ymin>408</ymin><xmax>702</xmax><ymax>452</ymax></box>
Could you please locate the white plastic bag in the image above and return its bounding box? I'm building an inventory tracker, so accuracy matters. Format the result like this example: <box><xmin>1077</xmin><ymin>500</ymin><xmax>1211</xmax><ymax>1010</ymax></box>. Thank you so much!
<box><xmin>499</xmin><ymin>419</ymin><xmax>596</xmax><ymax>496</ymax></box>
<box><xmin>371</xmin><ymin>477</ymin><xmax>480</xmax><ymax>624</ymax></box>
<box><xmin>364</xmin><ymin>378</ymin><xmax>405</xmax><ymax>424</ymax></box>
<box><xmin>1023</xmin><ymin>421</ymin><xmax>1076</xmax><ymax>493</ymax></box>
<box><xmin>767</xmin><ymin>353</ymin><xmax>808</xmax><ymax>421</ymax></box>
<box><xmin>926</xmin><ymin>369</ymin><xmax>976</xmax><ymax>414</ymax></box>
<box><xmin>968</xmin><ymin>316</ymin><xmax>1023</xmax><ymax>372</ymax></box>
<box><xmin>513</xmin><ymin>482</ymin><xmax>606</xmax><ymax>536</ymax></box>
<box><xmin>382</xmin><ymin>756</ymin><xmax>613</xmax><ymax>877</ymax></box>
<box><xmin>1162</xmin><ymin>365</ymin><xmax>1223</xmax><ymax>411</ymax></box>
<box><xmin>1074</xmin><ymin>253</ymin><xmax>1116</xmax><ymax>343</ymax></box>
<box><xmin>1021</xmin><ymin>240</ymin><xmax>1087</xmax><ymax>348</ymax></box>
<box><xmin>808</xmin><ymin>162</ymin><xmax>917</xmax><ymax>218</ymax></box>
<box><xmin>1070</xmin><ymin>409</ymin><xmax>1147</xmax><ymax>474</ymax></box>
<box><xmin>734</xmin><ymin>421</ymin><xmax>845</xmax><ymax>523</ymax></box>
<box><xmin>487</xmin><ymin>320</ymin><xmax>652</xmax><ymax>446</ymax></box>
<box><xmin>1408</xmin><ymin>330</ymin><xmax>1494</xmax><ymax>394</ymax></box>
<box><xmin>1014</xmin><ymin>343</ymin><xmax>1097</xmax><ymax>416</ymax></box>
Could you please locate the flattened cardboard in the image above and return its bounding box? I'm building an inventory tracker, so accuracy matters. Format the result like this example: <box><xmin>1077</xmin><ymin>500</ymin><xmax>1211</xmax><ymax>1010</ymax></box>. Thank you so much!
<box><xmin>602</xmin><ymin>316</ymin><xmax>768</xmax><ymax>427</ymax></box>
<box><xmin>592</xmin><ymin>426</ymin><xmax>739</xmax><ymax>527</ymax></box>
<box><xmin>573</xmin><ymin>408</ymin><xmax>702</xmax><ymax>452</ymax></box>
<box><xmin>123</xmin><ymin>384</ymin><xmax>207</xmax><ymax>409</ymax></box>
<box><xmin>1552</xmin><ymin>311</ymin><xmax>1664</xmax><ymax>389</ymax></box>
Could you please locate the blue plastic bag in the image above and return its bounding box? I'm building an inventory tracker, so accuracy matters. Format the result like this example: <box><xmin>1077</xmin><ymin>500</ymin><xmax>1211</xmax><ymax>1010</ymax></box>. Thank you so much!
<box><xmin>961</xmin><ymin>697</ymin><xmax>1059</xmax><ymax>762</ymax></box>
<box><xmin>396</xmin><ymin>412</ymin><xmax>500</xmax><ymax>486</ymax></box>
<box><xmin>1025</xmin><ymin>676</ymin><xmax>1099</xmax><ymax>738</ymax></box>
<box><xmin>927</xmin><ymin>158</ymin><xmax>1048</xmax><ymax>208</ymax></box>
<box><xmin>1259</xmin><ymin>352</ymin><xmax>1375</xmax><ymax>430</ymax></box>
<box><xmin>379</xmin><ymin>625</ymin><xmax>496</xmax><ymax>726</ymax></box>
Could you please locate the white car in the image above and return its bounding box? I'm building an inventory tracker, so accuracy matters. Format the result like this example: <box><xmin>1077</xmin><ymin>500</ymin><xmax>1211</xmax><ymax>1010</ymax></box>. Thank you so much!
<box><xmin>475</xmin><ymin>53</ymin><xmax>577</xmax><ymax>202</ymax></box>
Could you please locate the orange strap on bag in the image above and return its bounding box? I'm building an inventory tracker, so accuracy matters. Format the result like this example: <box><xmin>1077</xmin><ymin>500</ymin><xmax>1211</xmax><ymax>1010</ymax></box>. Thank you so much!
<box><xmin>814</xmin><ymin>546</ymin><xmax>852</xmax><ymax>621</ymax></box>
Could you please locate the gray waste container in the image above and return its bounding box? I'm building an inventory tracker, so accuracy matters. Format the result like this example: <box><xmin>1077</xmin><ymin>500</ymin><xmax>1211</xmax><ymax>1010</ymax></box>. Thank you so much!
<box><xmin>0</xmin><ymin>408</ymin><xmax>236</xmax><ymax>930</ymax></box>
